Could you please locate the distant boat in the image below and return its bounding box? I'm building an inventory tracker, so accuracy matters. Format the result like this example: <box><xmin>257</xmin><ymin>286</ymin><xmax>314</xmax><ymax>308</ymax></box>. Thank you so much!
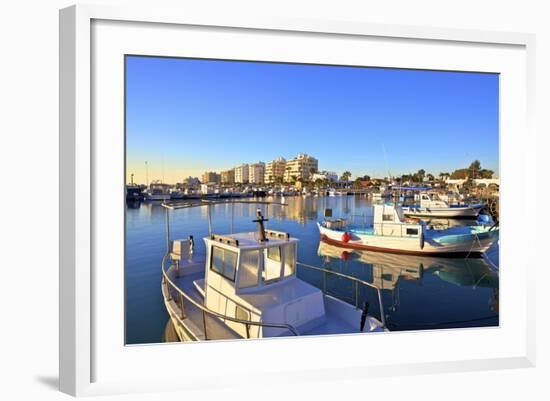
<box><xmin>125</xmin><ymin>184</ymin><xmax>143</xmax><ymax>200</ymax></box>
<box><xmin>317</xmin><ymin>203</ymin><xmax>498</xmax><ymax>257</ymax></box>
<box><xmin>145</xmin><ymin>181</ymin><xmax>171</xmax><ymax>201</ymax></box>
<box><xmin>328</xmin><ymin>188</ymin><xmax>345</xmax><ymax>197</ymax></box>
<box><xmin>402</xmin><ymin>192</ymin><xmax>484</xmax><ymax>218</ymax></box>
<box><xmin>169</xmin><ymin>189</ymin><xmax>185</xmax><ymax>200</ymax></box>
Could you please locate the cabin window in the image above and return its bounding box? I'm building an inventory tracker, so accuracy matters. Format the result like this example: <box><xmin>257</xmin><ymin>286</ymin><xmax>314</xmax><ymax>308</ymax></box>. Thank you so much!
<box><xmin>235</xmin><ymin>305</ymin><xmax>250</xmax><ymax>321</ymax></box>
<box><xmin>263</xmin><ymin>247</ymin><xmax>283</xmax><ymax>283</ymax></box>
<box><xmin>382</xmin><ymin>214</ymin><xmax>394</xmax><ymax>222</ymax></box>
<box><xmin>283</xmin><ymin>243</ymin><xmax>296</xmax><ymax>277</ymax></box>
<box><xmin>406</xmin><ymin>228</ymin><xmax>419</xmax><ymax>236</ymax></box>
<box><xmin>238</xmin><ymin>250</ymin><xmax>260</xmax><ymax>289</ymax></box>
<box><xmin>267</xmin><ymin>246</ymin><xmax>282</xmax><ymax>262</ymax></box>
<box><xmin>210</xmin><ymin>246</ymin><xmax>238</xmax><ymax>281</ymax></box>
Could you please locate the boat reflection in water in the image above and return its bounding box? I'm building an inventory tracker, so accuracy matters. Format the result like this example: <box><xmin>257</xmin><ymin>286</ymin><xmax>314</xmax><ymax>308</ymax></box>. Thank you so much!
<box><xmin>312</xmin><ymin>242</ymin><xmax>499</xmax><ymax>331</ymax></box>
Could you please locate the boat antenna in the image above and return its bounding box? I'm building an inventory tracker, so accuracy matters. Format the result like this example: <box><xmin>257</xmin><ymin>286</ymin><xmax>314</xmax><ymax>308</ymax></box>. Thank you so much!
<box><xmin>253</xmin><ymin>208</ymin><xmax>269</xmax><ymax>242</ymax></box>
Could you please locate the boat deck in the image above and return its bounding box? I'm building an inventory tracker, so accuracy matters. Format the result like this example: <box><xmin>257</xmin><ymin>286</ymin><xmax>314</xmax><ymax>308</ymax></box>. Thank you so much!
<box><xmin>166</xmin><ymin>264</ymin><xmax>241</xmax><ymax>341</ymax></box>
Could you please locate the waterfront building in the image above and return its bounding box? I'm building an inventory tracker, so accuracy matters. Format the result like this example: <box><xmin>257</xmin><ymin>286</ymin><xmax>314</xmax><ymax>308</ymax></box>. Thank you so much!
<box><xmin>264</xmin><ymin>157</ymin><xmax>286</xmax><ymax>184</ymax></box>
<box><xmin>248</xmin><ymin>162</ymin><xmax>265</xmax><ymax>184</ymax></box>
<box><xmin>473</xmin><ymin>178</ymin><xmax>500</xmax><ymax>187</ymax></box>
<box><xmin>201</xmin><ymin>171</ymin><xmax>220</xmax><ymax>184</ymax></box>
<box><xmin>283</xmin><ymin>153</ymin><xmax>318</xmax><ymax>183</ymax></box>
<box><xmin>445</xmin><ymin>178</ymin><xmax>467</xmax><ymax>189</ymax></box>
<box><xmin>184</xmin><ymin>176</ymin><xmax>200</xmax><ymax>187</ymax></box>
<box><xmin>312</xmin><ymin>171</ymin><xmax>338</xmax><ymax>182</ymax></box>
<box><xmin>234</xmin><ymin>164</ymin><xmax>249</xmax><ymax>184</ymax></box>
<box><xmin>220</xmin><ymin>169</ymin><xmax>235</xmax><ymax>185</ymax></box>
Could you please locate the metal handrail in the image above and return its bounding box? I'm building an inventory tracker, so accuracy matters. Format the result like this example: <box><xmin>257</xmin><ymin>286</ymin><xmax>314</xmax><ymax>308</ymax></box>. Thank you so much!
<box><xmin>296</xmin><ymin>261</ymin><xmax>386</xmax><ymax>327</ymax></box>
<box><xmin>297</xmin><ymin>261</ymin><xmax>377</xmax><ymax>290</ymax></box>
<box><xmin>161</xmin><ymin>253</ymin><xmax>299</xmax><ymax>337</ymax></box>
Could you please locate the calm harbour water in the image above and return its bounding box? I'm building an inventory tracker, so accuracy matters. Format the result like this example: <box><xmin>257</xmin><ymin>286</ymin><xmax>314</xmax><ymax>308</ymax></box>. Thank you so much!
<box><xmin>125</xmin><ymin>195</ymin><xmax>498</xmax><ymax>345</ymax></box>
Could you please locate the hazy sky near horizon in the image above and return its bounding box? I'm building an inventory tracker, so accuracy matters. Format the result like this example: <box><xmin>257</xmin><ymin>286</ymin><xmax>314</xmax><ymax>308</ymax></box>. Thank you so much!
<box><xmin>126</xmin><ymin>56</ymin><xmax>499</xmax><ymax>185</ymax></box>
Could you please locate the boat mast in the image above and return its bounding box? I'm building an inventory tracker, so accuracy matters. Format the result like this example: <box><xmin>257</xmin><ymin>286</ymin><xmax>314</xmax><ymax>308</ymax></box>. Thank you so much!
<box><xmin>165</xmin><ymin>207</ymin><xmax>171</xmax><ymax>252</ymax></box>
<box><xmin>253</xmin><ymin>208</ymin><xmax>269</xmax><ymax>242</ymax></box>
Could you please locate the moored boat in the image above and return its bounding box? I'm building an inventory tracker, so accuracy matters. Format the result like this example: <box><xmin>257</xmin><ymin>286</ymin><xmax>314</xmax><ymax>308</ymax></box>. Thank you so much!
<box><xmin>145</xmin><ymin>181</ymin><xmax>171</xmax><ymax>201</ymax></box>
<box><xmin>402</xmin><ymin>192</ymin><xmax>484</xmax><ymax>218</ymax></box>
<box><xmin>161</xmin><ymin>200</ymin><xmax>386</xmax><ymax>341</ymax></box>
<box><xmin>317</xmin><ymin>203</ymin><xmax>498</xmax><ymax>257</ymax></box>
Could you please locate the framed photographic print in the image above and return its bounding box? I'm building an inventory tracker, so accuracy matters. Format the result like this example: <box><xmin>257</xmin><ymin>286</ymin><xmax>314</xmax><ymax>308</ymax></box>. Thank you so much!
<box><xmin>60</xmin><ymin>4</ymin><xmax>536</xmax><ymax>396</ymax></box>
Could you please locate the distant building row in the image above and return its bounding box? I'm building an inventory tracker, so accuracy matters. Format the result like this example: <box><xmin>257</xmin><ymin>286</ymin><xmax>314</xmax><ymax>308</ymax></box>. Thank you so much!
<box><xmin>201</xmin><ymin>153</ymin><xmax>320</xmax><ymax>185</ymax></box>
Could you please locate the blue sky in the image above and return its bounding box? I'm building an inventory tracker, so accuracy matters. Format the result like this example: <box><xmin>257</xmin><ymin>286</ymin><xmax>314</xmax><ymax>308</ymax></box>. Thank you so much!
<box><xmin>126</xmin><ymin>56</ymin><xmax>499</xmax><ymax>184</ymax></box>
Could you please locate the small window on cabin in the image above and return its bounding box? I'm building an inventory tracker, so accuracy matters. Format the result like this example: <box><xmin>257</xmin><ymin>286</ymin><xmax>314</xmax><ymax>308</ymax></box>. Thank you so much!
<box><xmin>382</xmin><ymin>214</ymin><xmax>394</xmax><ymax>222</ymax></box>
<box><xmin>406</xmin><ymin>228</ymin><xmax>419</xmax><ymax>236</ymax></box>
<box><xmin>283</xmin><ymin>243</ymin><xmax>296</xmax><ymax>277</ymax></box>
<box><xmin>210</xmin><ymin>246</ymin><xmax>238</xmax><ymax>281</ymax></box>
<box><xmin>238</xmin><ymin>250</ymin><xmax>260</xmax><ymax>289</ymax></box>
<box><xmin>263</xmin><ymin>247</ymin><xmax>283</xmax><ymax>283</ymax></box>
<box><xmin>235</xmin><ymin>305</ymin><xmax>250</xmax><ymax>321</ymax></box>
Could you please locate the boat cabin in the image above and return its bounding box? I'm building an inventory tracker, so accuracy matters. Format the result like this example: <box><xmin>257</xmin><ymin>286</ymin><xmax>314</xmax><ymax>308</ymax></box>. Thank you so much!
<box><xmin>372</xmin><ymin>203</ymin><xmax>424</xmax><ymax>239</ymax></box>
<box><xmin>418</xmin><ymin>192</ymin><xmax>448</xmax><ymax>208</ymax></box>
<box><xmin>199</xmin><ymin>229</ymin><xmax>326</xmax><ymax>338</ymax></box>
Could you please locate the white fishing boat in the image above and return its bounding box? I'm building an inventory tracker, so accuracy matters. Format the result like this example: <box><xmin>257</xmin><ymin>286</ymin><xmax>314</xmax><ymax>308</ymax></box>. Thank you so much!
<box><xmin>402</xmin><ymin>192</ymin><xmax>484</xmax><ymax>218</ymax></box>
<box><xmin>328</xmin><ymin>188</ymin><xmax>346</xmax><ymax>197</ymax></box>
<box><xmin>161</xmin><ymin>200</ymin><xmax>386</xmax><ymax>342</ymax></box>
<box><xmin>317</xmin><ymin>203</ymin><xmax>498</xmax><ymax>257</ymax></box>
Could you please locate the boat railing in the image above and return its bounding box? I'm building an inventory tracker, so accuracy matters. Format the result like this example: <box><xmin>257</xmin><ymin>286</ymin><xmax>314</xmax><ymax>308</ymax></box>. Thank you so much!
<box><xmin>161</xmin><ymin>253</ymin><xmax>299</xmax><ymax>340</ymax></box>
<box><xmin>296</xmin><ymin>262</ymin><xmax>386</xmax><ymax>327</ymax></box>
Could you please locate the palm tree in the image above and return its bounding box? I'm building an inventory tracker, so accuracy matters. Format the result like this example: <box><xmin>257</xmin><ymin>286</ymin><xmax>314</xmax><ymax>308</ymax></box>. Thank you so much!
<box><xmin>341</xmin><ymin>171</ymin><xmax>352</xmax><ymax>182</ymax></box>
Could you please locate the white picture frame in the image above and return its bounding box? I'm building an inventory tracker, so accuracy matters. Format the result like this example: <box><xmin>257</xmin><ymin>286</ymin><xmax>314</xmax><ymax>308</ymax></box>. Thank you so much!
<box><xmin>59</xmin><ymin>4</ymin><xmax>536</xmax><ymax>397</ymax></box>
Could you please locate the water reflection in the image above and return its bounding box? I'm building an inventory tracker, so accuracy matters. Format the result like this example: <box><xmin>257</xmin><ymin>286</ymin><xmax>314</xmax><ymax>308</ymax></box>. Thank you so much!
<box><xmin>315</xmin><ymin>242</ymin><xmax>498</xmax><ymax>331</ymax></box>
<box><xmin>126</xmin><ymin>195</ymin><xmax>499</xmax><ymax>344</ymax></box>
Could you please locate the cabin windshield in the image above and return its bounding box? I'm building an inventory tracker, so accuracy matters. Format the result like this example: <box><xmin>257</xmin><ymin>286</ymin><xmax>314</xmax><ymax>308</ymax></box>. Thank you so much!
<box><xmin>238</xmin><ymin>250</ymin><xmax>260</xmax><ymax>289</ymax></box>
<box><xmin>211</xmin><ymin>246</ymin><xmax>238</xmax><ymax>281</ymax></box>
<box><xmin>263</xmin><ymin>246</ymin><xmax>283</xmax><ymax>283</ymax></box>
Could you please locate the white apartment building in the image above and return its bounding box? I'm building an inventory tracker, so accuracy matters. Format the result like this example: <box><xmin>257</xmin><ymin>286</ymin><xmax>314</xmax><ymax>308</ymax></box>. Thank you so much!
<box><xmin>264</xmin><ymin>157</ymin><xmax>286</xmax><ymax>184</ymax></box>
<box><xmin>248</xmin><ymin>162</ymin><xmax>266</xmax><ymax>184</ymax></box>
<box><xmin>234</xmin><ymin>164</ymin><xmax>249</xmax><ymax>184</ymax></box>
<box><xmin>283</xmin><ymin>153</ymin><xmax>318</xmax><ymax>182</ymax></box>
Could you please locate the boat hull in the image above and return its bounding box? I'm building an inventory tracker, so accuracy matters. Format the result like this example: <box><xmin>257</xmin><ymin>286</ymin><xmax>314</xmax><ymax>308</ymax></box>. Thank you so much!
<box><xmin>318</xmin><ymin>223</ymin><xmax>497</xmax><ymax>257</ymax></box>
<box><xmin>146</xmin><ymin>194</ymin><xmax>171</xmax><ymax>201</ymax></box>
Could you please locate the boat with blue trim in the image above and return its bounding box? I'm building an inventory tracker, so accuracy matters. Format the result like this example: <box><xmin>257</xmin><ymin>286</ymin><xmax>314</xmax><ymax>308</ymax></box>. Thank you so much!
<box><xmin>317</xmin><ymin>203</ymin><xmax>498</xmax><ymax>257</ymax></box>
